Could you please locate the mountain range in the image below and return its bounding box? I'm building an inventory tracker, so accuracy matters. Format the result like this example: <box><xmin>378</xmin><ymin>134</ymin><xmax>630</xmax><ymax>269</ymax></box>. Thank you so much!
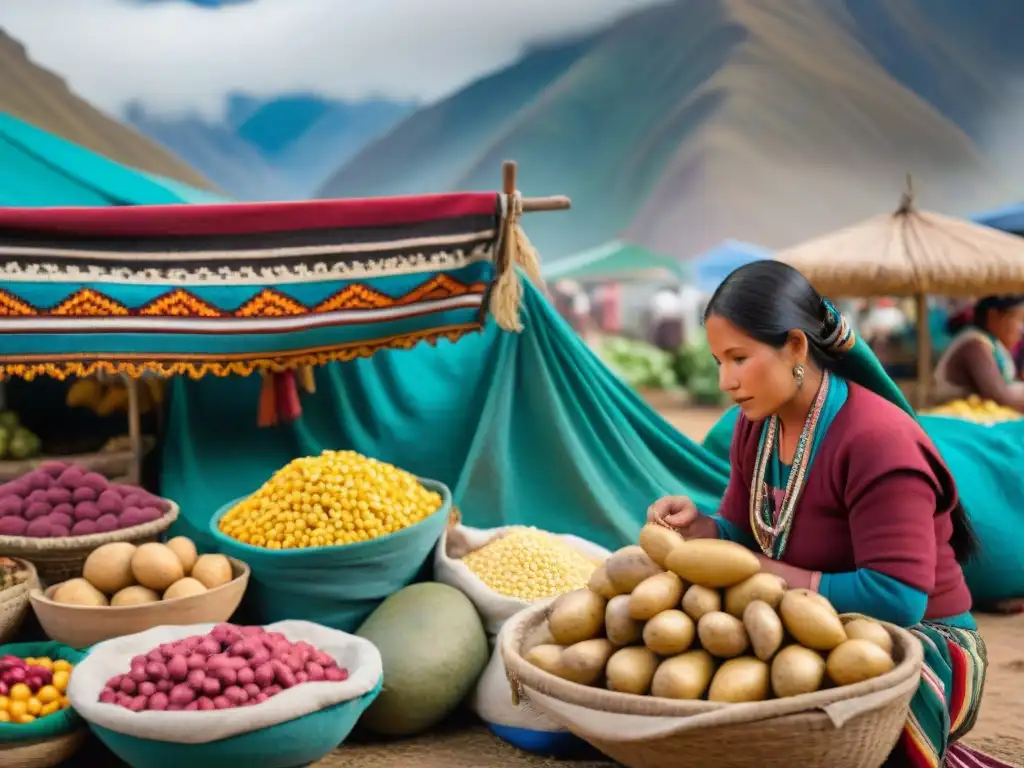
<box><xmin>318</xmin><ymin>0</ymin><xmax>1024</xmax><ymax>260</ymax></box>
<box><xmin>125</xmin><ymin>94</ymin><xmax>416</xmax><ymax>200</ymax></box>
<box><xmin>0</xmin><ymin>29</ymin><xmax>214</xmax><ymax>190</ymax></box>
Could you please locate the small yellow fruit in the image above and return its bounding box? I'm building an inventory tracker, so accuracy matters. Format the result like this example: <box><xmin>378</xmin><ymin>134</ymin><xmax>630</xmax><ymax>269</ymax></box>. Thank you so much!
<box><xmin>52</xmin><ymin>670</ymin><xmax>71</xmax><ymax>692</ymax></box>
<box><xmin>9</xmin><ymin>683</ymin><xmax>31</xmax><ymax>702</ymax></box>
<box><xmin>36</xmin><ymin>685</ymin><xmax>60</xmax><ymax>705</ymax></box>
<box><xmin>26</xmin><ymin>697</ymin><xmax>41</xmax><ymax>716</ymax></box>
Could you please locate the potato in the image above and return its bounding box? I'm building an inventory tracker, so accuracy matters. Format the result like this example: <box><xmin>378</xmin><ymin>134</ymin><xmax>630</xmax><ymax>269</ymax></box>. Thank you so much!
<box><xmin>629</xmin><ymin>571</ymin><xmax>684</xmax><ymax>620</ymax></box>
<box><xmin>587</xmin><ymin>565</ymin><xmax>620</xmax><ymax>599</ymax></box>
<box><xmin>826</xmin><ymin>639</ymin><xmax>896</xmax><ymax>687</ymax></box>
<box><xmin>650</xmin><ymin>650</ymin><xmax>715</xmax><ymax>700</ymax></box>
<box><xmin>842</xmin><ymin>618</ymin><xmax>894</xmax><ymax>655</ymax></box>
<box><xmin>605</xmin><ymin>647</ymin><xmax>659</xmax><ymax>695</ymax></box>
<box><xmin>724</xmin><ymin>573</ymin><xmax>786</xmax><ymax>617</ymax></box>
<box><xmin>638</xmin><ymin>524</ymin><xmax>684</xmax><ymax>567</ymax></box>
<box><xmin>665</xmin><ymin>539</ymin><xmax>760</xmax><ymax>588</ymax></box>
<box><xmin>642</xmin><ymin>609</ymin><xmax>695</xmax><ymax>656</ymax></box>
<box><xmin>743</xmin><ymin>600</ymin><xmax>784</xmax><ymax>662</ymax></box>
<box><xmin>779</xmin><ymin>591</ymin><xmax>847</xmax><ymax>651</ymax></box>
<box><xmin>605</xmin><ymin>595</ymin><xmax>643</xmax><ymax>646</ymax></box>
<box><xmin>788</xmin><ymin>588</ymin><xmax>838</xmax><ymax>614</ymax></box>
<box><xmin>697</xmin><ymin>611</ymin><xmax>750</xmax><ymax>658</ymax></box>
<box><xmin>111</xmin><ymin>585</ymin><xmax>161</xmax><ymax>606</ymax></box>
<box><xmin>166</xmin><ymin>536</ymin><xmax>198</xmax><ymax>575</ymax></box>
<box><xmin>604</xmin><ymin>546</ymin><xmax>663</xmax><ymax>593</ymax></box>
<box><xmin>190</xmin><ymin>554</ymin><xmax>233</xmax><ymax>589</ymax></box>
<box><xmin>560</xmin><ymin>639</ymin><xmax>616</xmax><ymax>685</ymax></box>
<box><xmin>525</xmin><ymin>644</ymin><xmax>566</xmax><ymax>677</ymax></box>
<box><xmin>681</xmin><ymin>584</ymin><xmax>722</xmax><ymax>621</ymax></box>
<box><xmin>708</xmin><ymin>657</ymin><xmax>770</xmax><ymax>702</ymax></box>
<box><xmin>163</xmin><ymin>577</ymin><xmax>208</xmax><ymax>600</ymax></box>
<box><xmin>82</xmin><ymin>541</ymin><xmax>137</xmax><ymax>595</ymax></box>
<box><xmin>549</xmin><ymin>588</ymin><xmax>607</xmax><ymax>645</ymax></box>
<box><xmin>771</xmin><ymin>644</ymin><xmax>827</xmax><ymax>698</ymax></box>
<box><xmin>53</xmin><ymin>577</ymin><xmax>108</xmax><ymax>606</ymax></box>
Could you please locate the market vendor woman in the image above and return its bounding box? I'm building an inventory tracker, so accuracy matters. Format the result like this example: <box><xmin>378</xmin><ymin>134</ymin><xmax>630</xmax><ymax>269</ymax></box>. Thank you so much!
<box><xmin>933</xmin><ymin>295</ymin><xmax>1024</xmax><ymax>409</ymax></box>
<box><xmin>648</xmin><ymin>262</ymin><xmax>1000</xmax><ymax>767</ymax></box>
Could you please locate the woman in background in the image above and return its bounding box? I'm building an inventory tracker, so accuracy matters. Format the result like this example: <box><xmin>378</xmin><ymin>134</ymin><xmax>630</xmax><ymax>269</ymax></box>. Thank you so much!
<box><xmin>648</xmin><ymin>262</ymin><xmax>1003</xmax><ymax>767</ymax></box>
<box><xmin>934</xmin><ymin>295</ymin><xmax>1024</xmax><ymax>410</ymax></box>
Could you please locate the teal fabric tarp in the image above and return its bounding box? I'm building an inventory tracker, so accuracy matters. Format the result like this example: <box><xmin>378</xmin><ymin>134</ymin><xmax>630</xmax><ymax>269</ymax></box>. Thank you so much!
<box><xmin>161</xmin><ymin>282</ymin><xmax>729</xmax><ymax>553</ymax></box>
<box><xmin>701</xmin><ymin>407</ymin><xmax>1024</xmax><ymax>605</ymax></box>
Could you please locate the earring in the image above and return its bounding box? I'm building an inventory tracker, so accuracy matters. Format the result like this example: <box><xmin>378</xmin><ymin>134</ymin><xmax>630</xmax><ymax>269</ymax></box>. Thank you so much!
<box><xmin>793</xmin><ymin>364</ymin><xmax>805</xmax><ymax>387</ymax></box>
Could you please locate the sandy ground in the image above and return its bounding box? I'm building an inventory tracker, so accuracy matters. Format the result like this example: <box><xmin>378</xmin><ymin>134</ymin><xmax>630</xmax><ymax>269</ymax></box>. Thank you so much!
<box><xmin>660</xmin><ymin>404</ymin><xmax>1024</xmax><ymax>763</ymax></box>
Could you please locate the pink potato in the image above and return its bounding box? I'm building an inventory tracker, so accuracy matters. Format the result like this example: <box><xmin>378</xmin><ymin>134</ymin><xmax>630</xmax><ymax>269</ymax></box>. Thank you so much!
<box><xmin>51</xmin><ymin>501</ymin><xmax>74</xmax><ymax>518</ymax></box>
<box><xmin>148</xmin><ymin>692</ymin><xmax>169</xmax><ymax>711</ymax></box>
<box><xmin>24</xmin><ymin>519</ymin><xmax>52</xmax><ymax>538</ymax></box>
<box><xmin>0</xmin><ymin>496</ymin><xmax>22</xmax><ymax>517</ymax></box>
<box><xmin>197</xmin><ymin>697</ymin><xmax>216</xmax><ymax>711</ymax></box>
<box><xmin>0</xmin><ymin>518</ymin><xmax>26</xmax><ymax>536</ymax></box>
<box><xmin>99</xmin><ymin>688</ymin><xmax>117</xmax><ymax>704</ymax></box>
<box><xmin>120</xmin><ymin>506</ymin><xmax>160</xmax><ymax>528</ymax></box>
<box><xmin>71</xmin><ymin>520</ymin><xmax>98</xmax><ymax>536</ymax></box>
<box><xmin>72</xmin><ymin>487</ymin><xmax>97</xmax><ymax>503</ymax></box>
<box><xmin>25</xmin><ymin>472</ymin><xmax>53</xmax><ymax>491</ymax></box>
<box><xmin>4</xmin><ymin>480</ymin><xmax>29</xmax><ymax>497</ymax></box>
<box><xmin>26</xmin><ymin>489</ymin><xmax>49</xmax><ymax>504</ymax></box>
<box><xmin>24</xmin><ymin>501</ymin><xmax>51</xmax><ymax>521</ymax></box>
<box><xmin>94</xmin><ymin>514</ymin><xmax>119</xmax><ymax>533</ymax></box>
<box><xmin>73</xmin><ymin>501</ymin><xmax>101</xmax><ymax>521</ymax></box>
<box><xmin>96</xmin><ymin>490</ymin><xmax>123</xmax><ymax>516</ymax></box>
<box><xmin>121</xmin><ymin>493</ymin><xmax>143</xmax><ymax>508</ymax></box>
<box><xmin>37</xmin><ymin>460</ymin><xmax>67</xmax><ymax>478</ymax></box>
<box><xmin>81</xmin><ymin>472</ymin><xmax>108</xmax><ymax>492</ymax></box>
<box><xmin>48</xmin><ymin>524</ymin><xmax>70</xmax><ymax>538</ymax></box>
<box><xmin>57</xmin><ymin>466</ymin><xmax>84</xmax><ymax>489</ymax></box>
<box><xmin>46</xmin><ymin>486</ymin><xmax>72</xmax><ymax>505</ymax></box>
<box><xmin>47</xmin><ymin>511</ymin><xmax>73</xmax><ymax>530</ymax></box>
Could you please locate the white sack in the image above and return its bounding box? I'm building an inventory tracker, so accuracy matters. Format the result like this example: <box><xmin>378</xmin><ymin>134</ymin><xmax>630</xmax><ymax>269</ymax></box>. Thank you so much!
<box><xmin>68</xmin><ymin>620</ymin><xmax>382</xmax><ymax>745</ymax></box>
<box><xmin>434</xmin><ymin>524</ymin><xmax>610</xmax><ymax>636</ymax></box>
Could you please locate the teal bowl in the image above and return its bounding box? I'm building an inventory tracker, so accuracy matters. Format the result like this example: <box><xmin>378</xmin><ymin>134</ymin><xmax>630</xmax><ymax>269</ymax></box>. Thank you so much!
<box><xmin>89</xmin><ymin>677</ymin><xmax>382</xmax><ymax>768</ymax></box>
<box><xmin>206</xmin><ymin>478</ymin><xmax>451</xmax><ymax>632</ymax></box>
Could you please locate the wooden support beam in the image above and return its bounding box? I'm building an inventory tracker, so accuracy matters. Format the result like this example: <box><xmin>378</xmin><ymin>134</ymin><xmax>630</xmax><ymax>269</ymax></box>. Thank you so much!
<box><xmin>502</xmin><ymin>160</ymin><xmax>571</xmax><ymax>211</ymax></box>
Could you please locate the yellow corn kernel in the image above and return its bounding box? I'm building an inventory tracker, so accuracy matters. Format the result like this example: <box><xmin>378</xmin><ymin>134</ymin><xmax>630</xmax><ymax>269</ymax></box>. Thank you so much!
<box><xmin>461</xmin><ymin>527</ymin><xmax>597</xmax><ymax>601</ymax></box>
<box><xmin>218</xmin><ymin>450</ymin><xmax>443</xmax><ymax>549</ymax></box>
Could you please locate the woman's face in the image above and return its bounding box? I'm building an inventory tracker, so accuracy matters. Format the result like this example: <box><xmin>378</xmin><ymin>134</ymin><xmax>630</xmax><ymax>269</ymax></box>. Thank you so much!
<box><xmin>989</xmin><ymin>306</ymin><xmax>1024</xmax><ymax>350</ymax></box>
<box><xmin>705</xmin><ymin>314</ymin><xmax>802</xmax><ymax>421</ymax></box>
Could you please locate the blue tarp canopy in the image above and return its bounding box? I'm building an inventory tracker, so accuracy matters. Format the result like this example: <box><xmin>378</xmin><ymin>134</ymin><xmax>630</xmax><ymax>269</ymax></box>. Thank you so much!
<box><xmin>0</xmin><ymin>110</ymin><xmax>225</xmax><ymax>206</ymax></box>
<box><xmin>543</xmin><ymin>240</ymin><xmax>687</xmax><ymax>282</ymax></box>
<box><xmin>972</xmin><ymin>202</ymin><xmax>1024</xmax><ymax>235</ymax></box>
<box><xmin>691</xmin><ymin>239</ymin><xmax>771</xmax><ymax>293</ymax></box>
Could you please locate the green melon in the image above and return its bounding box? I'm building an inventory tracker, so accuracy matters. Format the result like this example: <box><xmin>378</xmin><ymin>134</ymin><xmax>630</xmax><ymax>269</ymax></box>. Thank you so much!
<box><xmin>356</xmin><ymin>581</ymin><xmax>488</xmax><ymax>736</ymax></box>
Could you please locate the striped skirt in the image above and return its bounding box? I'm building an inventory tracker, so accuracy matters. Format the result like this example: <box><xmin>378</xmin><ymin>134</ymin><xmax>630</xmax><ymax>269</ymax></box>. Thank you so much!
<box><xmin>892</xmin><ymin>622</ymin><xmax>1000</xmax><ymax>767</ymax></box>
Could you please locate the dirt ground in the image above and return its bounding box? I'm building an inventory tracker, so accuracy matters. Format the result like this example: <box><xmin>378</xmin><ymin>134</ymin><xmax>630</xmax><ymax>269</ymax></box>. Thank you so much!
<box><xmin>660</xmin><ymin>405</ymin><xmax>1024</xmax><ymax>764</ymax></box>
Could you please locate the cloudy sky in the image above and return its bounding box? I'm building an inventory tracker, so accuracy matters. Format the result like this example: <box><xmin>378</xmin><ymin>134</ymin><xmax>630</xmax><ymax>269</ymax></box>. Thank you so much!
<box><xmin>0</xmin><ymin>0</ymin><xmax>662</xmax><ymax>119</ymax></box>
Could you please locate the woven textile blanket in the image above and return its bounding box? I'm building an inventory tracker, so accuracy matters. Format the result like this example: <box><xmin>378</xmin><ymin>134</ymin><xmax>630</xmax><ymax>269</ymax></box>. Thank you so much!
<box><xmin>0</xmin><ymin>193</ymin><xmax>501</xmax><ymax>379</ymax></box>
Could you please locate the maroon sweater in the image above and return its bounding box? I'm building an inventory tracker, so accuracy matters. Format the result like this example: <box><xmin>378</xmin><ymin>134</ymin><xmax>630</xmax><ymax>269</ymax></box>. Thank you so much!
<box><xmin>719</xmin><ymin>384</ymin><xmax>972</xmax><ymax>620</ymax></box>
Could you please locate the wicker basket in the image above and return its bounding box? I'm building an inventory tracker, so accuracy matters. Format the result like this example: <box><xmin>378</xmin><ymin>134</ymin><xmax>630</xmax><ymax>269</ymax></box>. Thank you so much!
<box><xmin>30</xmin><ymin>557</ymin><xmax>249</xmax><ymax>649</ymax></box>
<box><xmin>500</xmin><ymin>603</ymin><xmax>924</xmax><ymax>768</ymax></box>
<box><xmin>0</xmin><ymin>501</ymin><xmax>178</xmax><ymax>586</ymax></box>
<box><xmin>0</xmin><ymin>728</ymin><xmax>86</xmax><ymax>768</ymax></box>
<box><xmin>0</xmin><ymin>558</ymin><xmax>39</xmax><ymax>644</ymax></box>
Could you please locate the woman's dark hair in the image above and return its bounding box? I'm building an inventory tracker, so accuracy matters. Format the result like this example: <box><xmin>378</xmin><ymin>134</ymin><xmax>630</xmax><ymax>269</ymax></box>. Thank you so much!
<box><xmin>704</xmin><ymin>261</ymin><xmax>977</xmax><ymax>563</ymax></box>
<box><xmin>967</xmin><ymin>295</ymin><xmax>1024</xmax><ymax>334</ymax></box>
<box><xmin>702</xmin><ymin>261</ymin><xmax>837</xmax><ymax>368</ymax></box>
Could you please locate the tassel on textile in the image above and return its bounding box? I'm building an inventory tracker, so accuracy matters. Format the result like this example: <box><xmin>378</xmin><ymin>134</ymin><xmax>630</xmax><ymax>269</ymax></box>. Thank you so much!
<box><xmin>297</xmin><ymin>365</ymin><xmax>317</xmax><ymax>395</ymax></box>
<box><xmin>274</xmin><ymin>370</ymin><xmax>303</xmax><ymax>423</ymax></box>
<box><xmin>257</xmin><ymin>371</ymin><xmax>277</xmax><ymax>428</ymax></box>
<box><xmin>489</xmin><ymin>192</ymin><xmax>547</xmax><ymax>332</ymax></box>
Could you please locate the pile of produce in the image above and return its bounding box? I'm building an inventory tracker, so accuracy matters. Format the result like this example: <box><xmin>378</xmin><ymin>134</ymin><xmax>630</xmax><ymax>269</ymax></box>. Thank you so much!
<box><xmin>51</xmin><ymin>539</ymin><xmax>233</xmax><ymax>606</ymax></box>
<box><xmin>97</xmin><ymin>623</ymin><xmax>349</xmax><ymax>712</ymax></box>
<box><xmin>596</xmin><ymin>337</ymin><xmax>678</xmax><ymax>391</ymax></box>
<box><xmin>66</xmin><ymin>376</ymin><xmax>164</xmax><ymax>417</ymax></box>
<box><xmin>0</xmin><ymin>654</ymin><xmax>74</xmax><ymax>723</ymax></box>
<box><xmin>525</xmin><ymin>525</ymin><xmax>896</xmax><ymax>702</ymax></box>
<box><xmin>461</xmin><ymin>527</ymin><xmax>598</xmax><ymax>601</ymax></box>
<box><xmin>218</xmin><ymin>450</ymin><xmax>444</xmax><ymax>550</ymax></box>
<box><xmin>674</xmin><ymin>338</ymin><xmax>728</xmax><ymax>406</ymax></box>
<box><xmin>0</xmin><ymin>557</ymin><xmax>28</xmax><ymax>593</ymax></box>
<box><xmin>923</xmin><ymin>395</ymin><xmax>1022</xmax><ymax>424</ymax></box>
<box><xmin>0</xmin><ymin>411</ymin><xmax>41</xmax><ymax>461</ymax></box>
<box><xmin>0</xmin><ymin>462</ymin><xmax>171</xmax><ymax>538</ymax></box>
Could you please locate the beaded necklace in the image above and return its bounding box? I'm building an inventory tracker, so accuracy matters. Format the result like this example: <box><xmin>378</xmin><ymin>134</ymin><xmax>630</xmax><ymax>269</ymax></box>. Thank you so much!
<box><xmin>749</xmin><ymin>370</ymin><xmax>831</xmax><ymax>559</ymax></box>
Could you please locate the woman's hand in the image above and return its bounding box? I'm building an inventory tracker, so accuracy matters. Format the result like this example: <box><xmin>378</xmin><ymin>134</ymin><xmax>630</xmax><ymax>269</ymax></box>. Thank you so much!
<box><xmin>646</xmin><ymin>496</ymin><xmax>719</xmax><ymax>539</ymax></box>
<box><xmin>754</xmin><ymin>554</ymin><xmax>815</xmax><ymax>590</ymax></box>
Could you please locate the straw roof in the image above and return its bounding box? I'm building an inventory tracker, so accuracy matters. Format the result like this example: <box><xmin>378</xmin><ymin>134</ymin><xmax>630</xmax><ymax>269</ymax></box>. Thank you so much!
<box><xmin>776</xmin><ymin>196</ymin><xmax>1024</xmax><ymax>298</ymax></box>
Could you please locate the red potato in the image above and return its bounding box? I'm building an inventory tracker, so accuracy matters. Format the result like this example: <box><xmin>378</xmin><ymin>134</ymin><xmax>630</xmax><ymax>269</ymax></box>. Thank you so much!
<box><xmin>0</xmin><ymin>496</ymin><xmax>23</xmax><ymax>516</ymax></box>
<box><xmin>72</xmin><ymin>487</ymin><xmax>97</xmax><ymax>503</ymax></box>
<box><xmin>71</xmin><ymin>520</ymin><xmax>98</xmax><ymax>536</ymax></box>
<box><xmin>74</xmin><ymin>501</ymin><xmax>101</xmax><ymax>522</ymax></box>
<box><xmin>0</xmin><ymin>517</ymin><xmax>27</xmax><ymax>535</ymax></box>
<box><xmin>97</xmin><ymin>491</ymin><xmax>123</xmax><ymax>516</ymax></box>
<box><xmin>27</xmin><ymin>488</ymin><xmax>50</xmax><ymax>503</ymax></box>
<box><xmin>48</xmin><ymin>512</ymin><xmax>73</xmax><ymax>529</ymax></box>
<box><xmin>81</xmin><ymin>472</ymin><xmax>109</xmax><ymax>492</ymax></box>
<box><xmin>95</xmin><ymin>514</ymin><xmax>119</xmax><ymax>533</ymax></box>
<box><xmin>24</xmin><ymin>502</ymin><xmax>51</xmax><ymax>521</ymax></box>
<box><xmin>38</xmin><ymin>461</ymin><xmax>67</xmax><ymax>478</ymax></box>
<box><xmin>46</xmin><ymin>486</ymin><xmax>72</xmax><ymax>504</ymax></box>
<box><xmin>25</xmin><ymin>519</ymin><xmax>52</xmax><ymax>537</ymax></box>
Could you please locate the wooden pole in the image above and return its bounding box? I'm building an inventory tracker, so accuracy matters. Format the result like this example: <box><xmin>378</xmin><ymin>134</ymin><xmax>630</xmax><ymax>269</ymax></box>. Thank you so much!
<box><xmin>502</xmin><ymin>160</ymin><xmax>517</xmax><ymax>197</ymax></box>
<box><xmin>521</xmin><ymin>195</ymin><xmax>570</xmax><ymax>212</ymax></box>
<box><xmin>915</xmin><ymin>293</ymin><xmax>931</xmax><ymax>408</ymax></box>
<box><xmin>125</xmin><ymin>375</ymin><xmax>143</xmax><ymax>485</ymax></box>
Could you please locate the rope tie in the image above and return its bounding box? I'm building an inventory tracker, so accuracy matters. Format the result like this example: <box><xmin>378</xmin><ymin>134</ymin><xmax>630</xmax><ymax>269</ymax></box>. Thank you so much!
<box><xmin>488</xmin><ymin>192</ymin><xmax>546</xmax><ymax>332</ymax></box>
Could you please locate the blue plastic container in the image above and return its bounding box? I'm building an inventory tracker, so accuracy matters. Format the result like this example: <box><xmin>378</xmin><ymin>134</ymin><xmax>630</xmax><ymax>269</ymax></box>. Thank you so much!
<box><xmin>90</xmin><ymin>677</ymin><xmax>382</xmax><ymax>768</ymax></box>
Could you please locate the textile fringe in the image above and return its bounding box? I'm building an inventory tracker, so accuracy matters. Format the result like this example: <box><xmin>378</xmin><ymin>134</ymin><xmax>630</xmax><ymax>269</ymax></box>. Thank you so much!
<box><xmin>0</xmin><ymin>325</ymin><xmax>482</xmax><ymax>382</ymax></box>
<box><xmin>489</xmin><ymin>193</ymin><xmax>546</xmax><ymax>332</ymax></box>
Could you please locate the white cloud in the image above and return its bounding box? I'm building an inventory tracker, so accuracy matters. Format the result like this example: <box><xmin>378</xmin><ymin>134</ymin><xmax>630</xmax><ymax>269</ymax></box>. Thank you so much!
<box><xmin>0</xmin><ymin>0</ymin><xmax>664</xmax><ymax>119</ymax></box>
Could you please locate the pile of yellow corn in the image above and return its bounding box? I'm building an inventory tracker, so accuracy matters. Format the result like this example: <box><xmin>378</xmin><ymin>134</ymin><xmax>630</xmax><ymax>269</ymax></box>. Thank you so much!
<box><xmin>218</xmin><ymin>450</ymin><xmax>443</xmax><ymax>549</ymax></box>
<box><xmin>462</xmin><ymin>527</ymin><xmax>598</xmax><ymax>601</ymax></box>
<box><xmin>923</xmin><ymin>395</ymin><xmax>1022</xmax><ymax>425</ymax></box>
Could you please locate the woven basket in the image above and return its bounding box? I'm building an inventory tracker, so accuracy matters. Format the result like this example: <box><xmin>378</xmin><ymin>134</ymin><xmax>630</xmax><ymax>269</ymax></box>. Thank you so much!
<box><xmin>30</xmin><ymin>557</ymin><xmax>249</xmax><ymax>649</ymax></box>
<box><xmin>500</xmin><ymin>603</ymin><xmax>924</xmax><ymax>768</ymax></box>
<box><xmin>0</xmin><ymin>558</ymin><xmax>39</xmax><ymax>644</ymax></box>
<box><xmin>0</xmin><ymin>501</ymin><xmax>179</xmax><ymax>586</ymax></box>
<box><xmin>0</xmin><ymin>728</ymin><xmax>86</xmax><ymax>768</ymax></box>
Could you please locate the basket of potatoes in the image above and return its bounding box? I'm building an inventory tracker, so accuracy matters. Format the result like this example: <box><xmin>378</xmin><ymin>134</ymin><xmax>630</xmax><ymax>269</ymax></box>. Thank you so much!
<box><xmin>500</xmin><ymin>526</ymin><xmax>923</xmax><ymax>768</ymax></box>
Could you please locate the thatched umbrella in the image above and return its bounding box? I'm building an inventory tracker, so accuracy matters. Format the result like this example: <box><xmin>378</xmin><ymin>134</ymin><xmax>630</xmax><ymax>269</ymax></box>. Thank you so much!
<box><xmin>776</xmin><ymin>183</ymin><xmax>1024</xmax><ymax>406</ymax></box>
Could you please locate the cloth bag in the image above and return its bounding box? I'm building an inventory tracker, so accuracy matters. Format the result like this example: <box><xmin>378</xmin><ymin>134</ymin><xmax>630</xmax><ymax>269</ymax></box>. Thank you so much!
<box><xmin>434</xmin><ymin>524</ymin><xmax>608</xmax><ymax>746</ymax></box>
<box><xmin>67</xmin><ymin>620</ymin><xmax>382</xmax><ymax>744</ymax></box>
<box><xmin>208</xmin><ymin>481</ymin><xmax>451</xmax><ymax>632</ymax></box>
<box><xmin>0</xmin><ymin>641</ymin><xmax>88</xmax><ymax>742</ymax></box>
